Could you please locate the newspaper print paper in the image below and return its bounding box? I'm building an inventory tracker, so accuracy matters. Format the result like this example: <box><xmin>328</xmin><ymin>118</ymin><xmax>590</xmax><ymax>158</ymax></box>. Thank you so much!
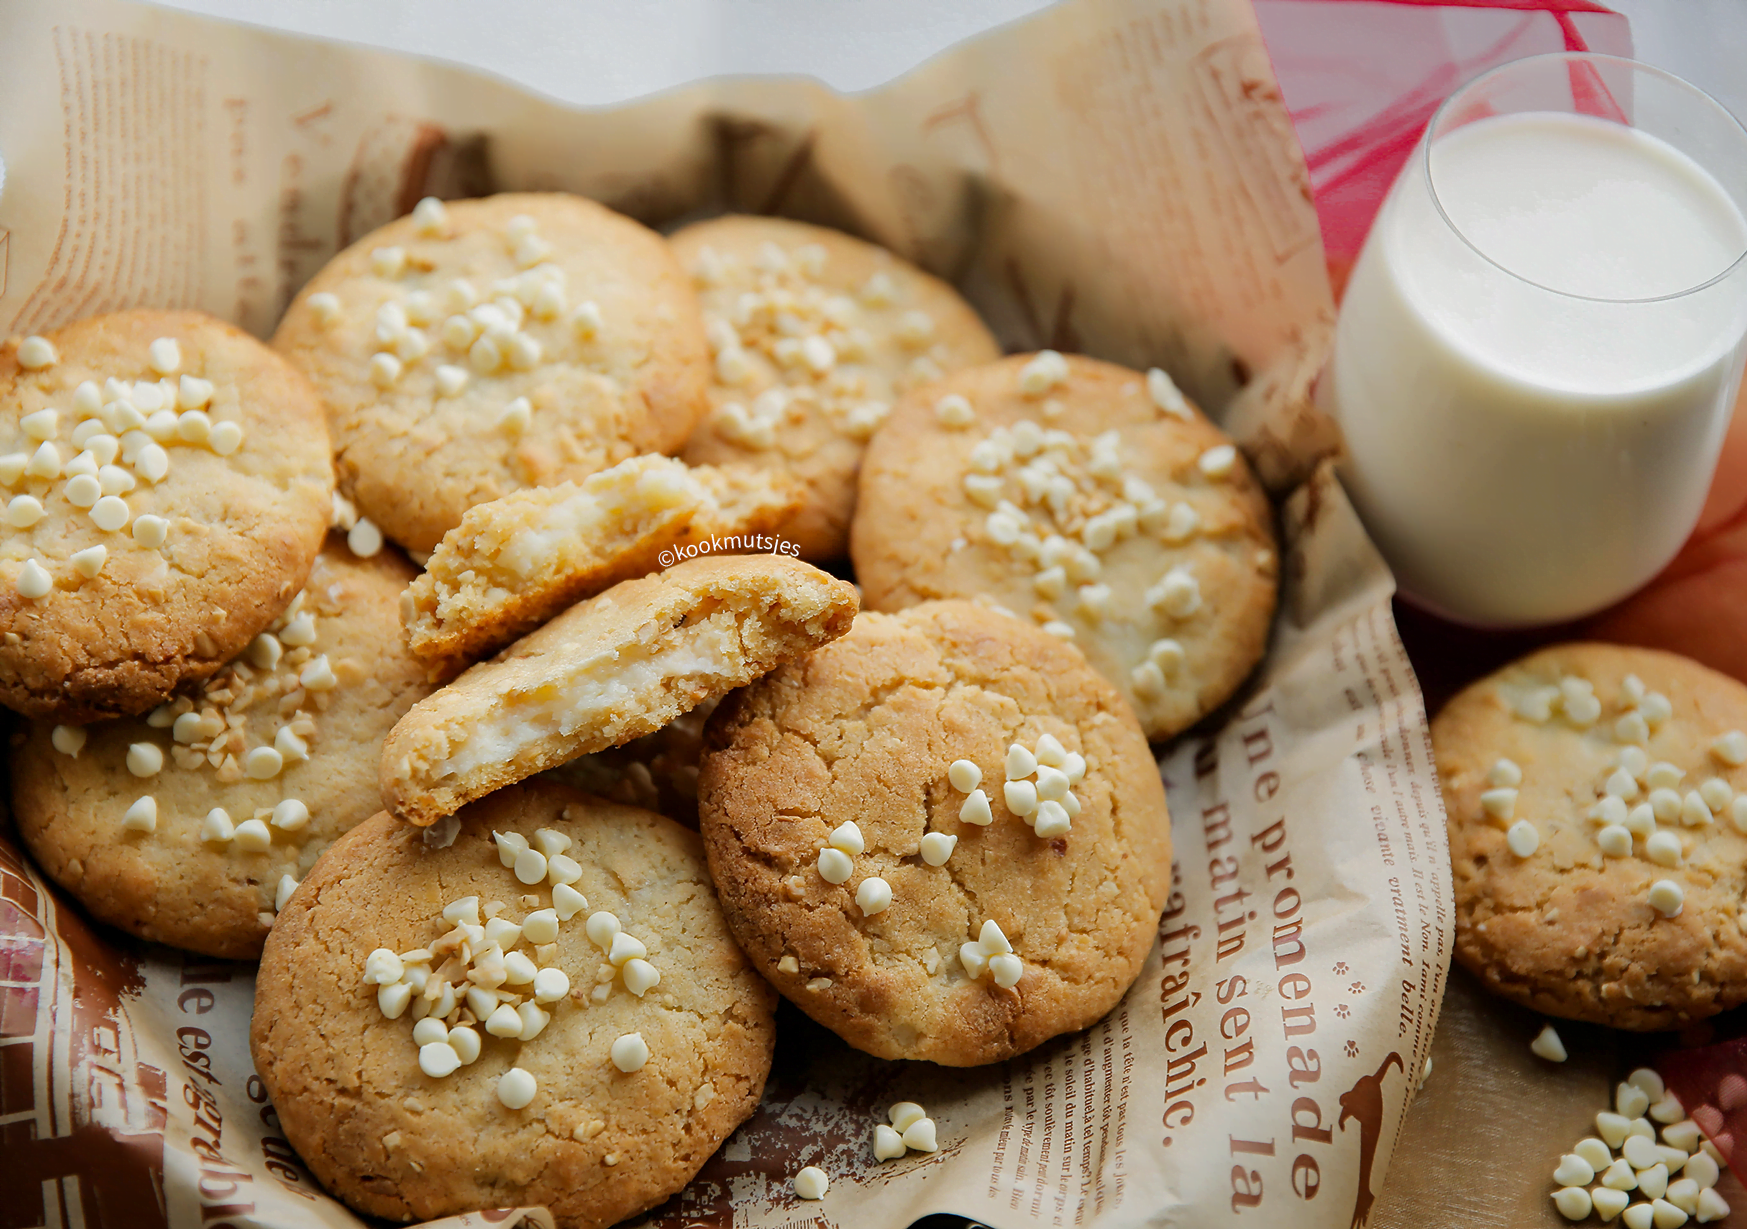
<box><xmin>0</xmin><ymin>0</ymin><xmax>1450</xmax><ymax>1225</ymax></box>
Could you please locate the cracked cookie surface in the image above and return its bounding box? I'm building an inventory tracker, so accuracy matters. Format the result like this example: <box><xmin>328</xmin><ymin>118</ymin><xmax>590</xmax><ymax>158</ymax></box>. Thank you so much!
<box><xmin>1435</xmin><ymin>642</ymin><xmax>1747</xmax><ymax>1029</ymax></box>
<box><xmin>0</xmin><ymin>310</ymin><xmax>332</xmax><ymax>720</ymax></box>
<box><xmin>252</xmin><ymin>782</ymin><xmax>775</xmax><ymax>1229</ymax></box>
<box><xmin>674</xmin><ymin>215</ymin><xmax>999</xmax><ymax>561</ymax></box>
<box><xmin>382</xmin><ymin>553</ymin><xmax>858</xmax><ymax>827</ymax></box>
<box><xmin>274</xmin><ymin>193</ymin><xmax>710</xmax><ymax>554</ymax></box>
<box><xmin>852</xmin><ymin>353</ymin><xmax>1277</xmax><ymax>742</ymax></box>
<box><xmin>697</xmin><ymin>600</ymin><xmax>1173</xmax><ymax>1065</ymax></box>
<box><xmin>12</xmin><ymin>537</ymin><xmax>440</xmax><ymax>957</ymax></box>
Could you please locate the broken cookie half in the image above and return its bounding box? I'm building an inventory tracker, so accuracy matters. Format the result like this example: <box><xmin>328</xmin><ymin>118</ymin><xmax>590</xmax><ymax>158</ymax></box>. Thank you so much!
<box><xmin>401</xmin><ymin>454</ymin><xmax>804</xmax><ymax>662</ymax></box>
<box><xmin>381</xmin><ymin>554</ymin><xmax>858</xmax><ymax>826</ymax></box>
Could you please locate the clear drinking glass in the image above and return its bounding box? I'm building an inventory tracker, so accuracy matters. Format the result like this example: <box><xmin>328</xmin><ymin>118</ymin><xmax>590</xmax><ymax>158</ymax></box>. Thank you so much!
<box><xmin>1318</xmin><ymin>53</ymin><xmax>1747</xmax><ymax>627</ymax></box>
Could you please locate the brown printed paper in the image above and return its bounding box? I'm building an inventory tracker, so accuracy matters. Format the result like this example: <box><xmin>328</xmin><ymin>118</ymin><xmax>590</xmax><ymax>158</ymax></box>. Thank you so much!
<box><xmin>0</xmin><ymin>0</ymin><xmax>1449</xmax><ymax>1226</ymax></box>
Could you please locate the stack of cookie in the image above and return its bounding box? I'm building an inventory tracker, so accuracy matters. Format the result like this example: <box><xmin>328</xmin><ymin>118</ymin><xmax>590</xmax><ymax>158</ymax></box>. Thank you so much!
<box><xmin>6</xmin><ymin>194</ymin><xmax>1281</xmax><ymax>1228</ymax></box>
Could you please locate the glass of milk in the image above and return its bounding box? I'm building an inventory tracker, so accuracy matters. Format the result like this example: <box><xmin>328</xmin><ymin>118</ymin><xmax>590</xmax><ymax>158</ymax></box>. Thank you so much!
<box><xmin>1319</xmin><ymin>52</ymin><xmax>1747</xmax><ymax>627</ymax></box>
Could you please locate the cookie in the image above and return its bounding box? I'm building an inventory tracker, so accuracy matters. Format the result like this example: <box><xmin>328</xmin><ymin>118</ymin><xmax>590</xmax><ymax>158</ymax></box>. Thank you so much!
<box><xmin>697</xmin><ymin>600</ymin><xmax>1173</xmax><ymax>1065</ymax></box>
<box><xmin>674</xmin><ymin>216</ymin><xmax>1000</xmax><ymax>561</ymax></box>
<box><xmin>402</xmin><ymin>453</ymin><xmax>804</xmax><ymax>661</ymax></box>
<box><xmin>0</xmin><ymin>311</ymin><xmax>333</xmax><ymax>720</ymax></box>
<box><xmin>852</xmin><ymin>353</ymin><xmax>1277</xmax><ymax>743</ymax></box>
<box><xmin>253</xmin><ymin>782</ymin><xmax>776</xmax><ymax>1229</ymax></box>
<box><xmin>1434</xmin><ymin>642</ymin><xmax>1747</xmax><ymax>1029</ymax></box>
<box><xmin>382</xmin><ymin>554</ymin><xmax>859</xmax><ymax>827</ymax></box>
<box><xmin>11</xmin><ymin>536</ymin><xmax>440</xmax><ymax>958</ymax></box>
<box><xmin>273</xmin><ymin>193</ymin><xmax>711</xmax><ymax>554</ymax></box>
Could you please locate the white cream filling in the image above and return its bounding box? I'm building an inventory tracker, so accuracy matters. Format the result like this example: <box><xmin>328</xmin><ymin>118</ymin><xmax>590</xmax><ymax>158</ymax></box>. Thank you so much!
<box><xmin>498</xmin><ymin>461</ymin><xmax>701</xmax><ymax>579</ymax></box>
<box><xmin>440</xmin><ymin>612</ymin><xmax>740</xmax><ymax>778</ymax></box>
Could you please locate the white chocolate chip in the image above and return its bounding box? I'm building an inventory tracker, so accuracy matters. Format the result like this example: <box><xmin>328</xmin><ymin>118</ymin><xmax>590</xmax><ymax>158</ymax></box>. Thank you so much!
<box><xmin>1575</xmin><ymin>1138</ymin><xmax>1614</xmax><ymax>1172</ymax></box>
<box><xmin>147</xmin><ymin>338</ymin><xmax>181</xmax><ymax>375</ymax></box>
<box><xmin>175</xmin><ymin>410</ymin><xmax>212</xmax><ymax>445</ymax></box>
<box><xmin>90</xmin><ymin>495</ymin><xmax>129</xmax><ymax>532</ymax></box>
<box><xmin>368</xmin><ymin>352</ymin><xmax>403</xmax><ymax>388</ymax></box>
<box><xmin>17</xmin><ymin>336</ymin><xmax>59</xmax><ymax>369</ymax></box>
<box><xmin>856</xmin><ymin>877</ymin><xmax>893</xmax><ymax>915</ymax></box>
<box><xmin>1146</xmin><ymin>368</ymin><xmax>1191</xmax><ymax>418</ymax></box>
<box><xmin>1506</xmin><ymin>820</ymin><xmax>1539</xmax><ymax>858</ymax></box>
<box><xmin>126</xmin><ymin>742</ymin><xmax>164</xmax><ymax>777</ymax></box>
<box><xmin>899</xmin><ymin>1117</ymin><xmax>939</xmax><ymax>1155</ymax></box>
<box><xmin>245</xmin><ymin>746</ymin><xmax>284</xmax><ymax>780</ymax></box>
<box><xmin>1638</xmin><ymin>1166</ymin><xmax>1671</xmax><ymax>1203</ymax></box>
<box><xmin>269</xmin><ymin>799</ymin><xmax>310</xmax><ymax>832</ymax></box>
<box><xmin>497</xmin><ymin>397</ymin><xmax>532</xmax><ymax>435</ymax></box>
<box><xmin>371</xmin><ymin>246</ymin><xmax>406</xmax><ymax>279</ymax></box>
<box><xmin>1712</xmin><ymin>731</ymin><xmax>1747</xmax><ymax>767</ymax></box>
<box><xmin>1648</xmin><ymin>761</ymin><xmax>1684</xmax><ymax>791</ymax></box>
<box><xmin>793</xmin><ymin>1166</ymin><xmax>830</xmax><ymax>1200</ymax></box>
<box><xmin>377</xmin><ymin>982</ymin><xmax>413</xmax><ymax>1019</ymax></box>
<box><xmin>1650</xmin><ymin>788</ymin><xmax>1683</xmax><ymax>823</ymax></box>
<box><xmin>1148</xmin><ymin>566</ymin><xmax>1202</xmax><ymax>618</ymax></box>
<box><xmin>1597</xmin><ymin>1113</ymin><xmax>1632</xmax><ymax>1149</ymax></box>
<box><xmin>1003</xmin><ymin>779</ymin><xmax>1038</xmax><ymax>818</ymax></box>
<box><xmin>363</xmin><ymin>948</ymin><xmax>404</xmax><ymax>985</ymax></box>
<box><xmin>233</xmin><ymin>818</ymin><xmax>271</xmax><ymax>852</ymax></box>
<box><xmin>1598</xmin><ymin>825</ymin><xmax>1633</xmax><ymax>857</ymax></box>
<box><xmin>1681</xmin><ymin>791</ymin><xmax>1712</xmax><ymax>827</ymax></box>
<box><xmin>513</xmin><ymin>846</ymin><xmax>548</xmax><ymax>885</ymax></box>
<box><xmin>611</xmin><ymin>1032</ymin><xmax>649</xmax><ymax>1073</ymax></box>
<box><xmin>1531</xmin><ymin>1022</ymin><xmax>1567</xmax><ymax>1062</ymax></box>
<box><xmin>1625</xmin><ymin>1134</ymin><xmax>1664</xmax><ymax>1169</ymax></box>
<box><xmin>935</xmin><ymin>394</ymin><xmax>975</xmax><ymax>428</ymax></box>
<box><xmin>199</xmin><ymin>807</ymin><xmax>234</xmax><ymax>843</ymax></box>
<box><xmin>1554</xmin><ymin>1154</ymin><xmax>1596</xmax><ymax>1187</ymax></box>
<box><xmin>1018</xmin><ymin>350</ymin><xmax>1068</xmax><ymax>396</ymax></box>
<box><xmin>1198</xmin><ymin>444</ymin><xmax>1237</xmax><ymax>479</ymax></box>
<box><xmin>546</xmin><ymin>854</ymin><xmax>582</xmax><ymax>887</ymax></box>
<box><xmin>873</xmin><ymin>1123</ymin><xmax>906</xmax><ymax>1161</ymax></box>
<box><xmin>988</xmin><ymin>952</ymin><xmax>1023</xmax><ymax>988</ymax></box>
<box><xmin>497</xmin><ymin>1067</ymin><xmax>537</xmax><ymax>1108</ymax></box>
<box><xmin>959</xmin><ymin>941</ymin><xmax>989</xmax><ymax>979</ymax></box>
<box><xmin>1618</xmin><ymin>1082</ymin><xmax>1653</xmax><ymax>1119</ymax></box>
<box><xmin>412</xmin><ymin>195</ymin><xmax>449</xmax><ymax>235</ymax></box>
<box><xmin>533</xmin><ymin>966</ymin><xmax>570</xmax><ymax>1003</ymax></box>
<box><xmin>1648</xmin><ymin>879</ymin><xmax>1685</xmax><ymax>918</ymax></box>
<box><xmin>1700</xmin><ymin>779</ymin><xmax>1733</xmax><ymax>813</ymax></box>
<box><xmin>553</xmin><ymin>883</ymin><xmax>587</xmax><ymax>920</ymax></box>
<box><xmin>1617</xmin><ymin>713</ymin><xmax>1651</xmax><ymax>745</ymax></box>
<box><xmin>1033</xmin><ymin>800</ymin><xmax>1071</xmax><ymax>838</ymax></box>
<box><xmin>959</xmin><ymin>789</ymin><xmax>994</xmax><ymax>826</ymax></box>
<box><xmin>1607</xmin><ymin>769</ymin><xmax>1642</xmax><ymax>800</ymax></box>
<box><xmin>1005</xmin><ymin>744</ymin><xmax>1037</xmax><ymax>779</ymax></box>
<box><xmin>70</xmin><ymin>545</ymin><xmax>106</xmax><ymax>579</ymax></box>
<box><xmin>121</xmin><ymin>796</ymin><xmax>158</xmax><ymax>833</ymax></box>
<box><xmin>1697</xmin><ymin>1188</ymin><xmax>1730</xmax><ymax>1222</ymax></box>
<box><xmin>135</xmin><ymin>445</ymin><xmax>169</xmax><ymax>483</ymax></box>
<box><xmin>1593</xmin><ymin>1187</ymin><xmax>1631</xmax><ymax>1220</ymax></box>
<box><xmin>274</xmin><ymin>875</ymin><xmax>299</xmax><ymax>912</ymax></box>
<box><xmin>27</xmin><ymin>442</ymin><xmax>63</xmax><ymax>481</ymax></box>
<box><xmin>51</xmin><ymin>725</ymin><xmax>86</xmax><ymax>757</ymax></box>
<box><xmin>521</xmin><ymin>909</ymin><xmax>558</xmax><ymax>945</ymax></box>
<box><xmin>818</xmin><ymin>847</ymin><xmax>854</xmax><ymax>884</ymax></box>
<box><xmin>447</xmin><ymin>1026</ymin><xmax>481</xmax><ymax>1065</ymax></box>
<box><xmin>1553</xmin><ymin>1187</ymin><xmax>1593</xmax><ymax>1221</ymax></box>
<box><xmin>948</xmin><ymin>759</ymin><xmax>982</xmax><ymax>792</ymax></box>
<box><xmin>1627</xmin><ymin>804</ymin><xmax>1657</xmax><ymax>838</ymax></box>
<box><xmin>15</xmin><ymin>559</ymin><xmax>51</xmax><ymax>600</ymax></box>
<box><xmin>622</xmin><ymin>958</ymin><xmax>660</xmax><ymax>997</ymax></box>
<box><xmin>209</xmin><ymin>421</ymin><xmax>243</xmax><ymax>456</ymax></box>
<box><xmin>21</xmin><ymin>409</ymin><xmax>57</xmax><ymax>441</ymax></box>
<box><xmin>7</xmin><ymin>495</ymin><xmax>44</xmax><ymax>527</ymax></box>
<box><xmin>920</xmin><ymin>833</ymin><xmax>957</xmax><ymax>866</ymax></box>
<box><xmin>586</xmin><ymin>911</ymin><xmax>620</xmax><ymax>949</ymax></box>
<box><xmin>828</xmin><ymin>821</ymin><xmax>865</xmax><ymax>855</ymax></box>
<box><xmin>605</xmin><ymin>934</ymin><xmax>652</xmax><ymax>974</ymax></box>
<box><xmin>1646</xmin><ymin>831</ymin><xmax>1683</xmax><ymax>868</ymax></box>
<box><xmin>1685</xmin><ymin>1152</ymin><xmax>1719</xmax><ymax>1191</ymax></box>
<box><xmin>1650</xmin><ymin>1094</ymin><xmax>1686</xmax><ymax>1125</ymax></box>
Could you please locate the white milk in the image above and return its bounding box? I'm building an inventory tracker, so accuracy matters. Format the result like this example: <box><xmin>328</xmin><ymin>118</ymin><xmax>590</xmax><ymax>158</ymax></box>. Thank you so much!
<box><xmin>1321</xmin><ymin>111</ymin><xmax>1747</xmax><ymax>626</ymax></box>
